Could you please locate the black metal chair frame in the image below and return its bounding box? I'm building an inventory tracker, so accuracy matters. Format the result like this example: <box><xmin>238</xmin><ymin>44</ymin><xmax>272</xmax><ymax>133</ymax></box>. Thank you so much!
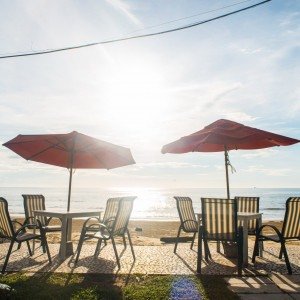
<box><xmin>174</xmin><ymin>197</ymin><xmax>199</xmax><ymax>253</ymax></box>
<box><xmin>197</xmin><ymin>198</ymin><xmax>244</xmax><ymax>276</ymax></box>
<box><xmin>252</xmin><ymin>197</ymin><xmax>300</xmax><ymax>275</ymax></box>
<box><xmin>22</xmin><ymin>194</ymin><xmax>62</xmax><ymax>232</ymax></box>
<box><xmin>75</xmin><ymin>197</ymin><xmax>136</xmax><ymax>268</ymax></box>
<box><xmin>22</xmin><ymin>194</ymin><xmax>62</xmax><ymax>251</ymax></box>
<box><xmin>0</xmin><ymin>197</ymin><xmax>51</xmax><ymax>274</ymax></box>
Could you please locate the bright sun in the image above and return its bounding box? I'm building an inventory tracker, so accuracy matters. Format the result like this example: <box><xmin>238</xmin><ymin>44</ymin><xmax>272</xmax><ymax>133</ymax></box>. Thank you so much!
<box><xmin>101</xmin><ymin>57</ymin><xmax>170</xmax><ymax>138</ymax></box>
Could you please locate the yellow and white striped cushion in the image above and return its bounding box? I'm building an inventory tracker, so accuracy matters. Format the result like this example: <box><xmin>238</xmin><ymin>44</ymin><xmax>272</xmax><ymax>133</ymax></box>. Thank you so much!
<box><xmin>174</xmin><ymin>197</ymin><xmax>198</xmax><ymax>232</ymax></box>
<box><xmin>282</xmin><ymin>197</ymin><xmax>300</xmax><ymax>239</ymax></box>
<box><xmin>23</xmin><ymin>194</ymin><xmax>47</xmax><ymax>226</ymax></box>
<box><xmin>0</xmin><ymin>198</ymin><xmax>14</xmax><ymax>238</ymax></box>
<box><xmin>202</xmin><ymin>198</ymin><xmax>237</xmax><ymax>241</ymax></box>
<box><xmin>236</xmin><ymin>196</ymin><xmax>259</xmax><ymax>232</ymax></box>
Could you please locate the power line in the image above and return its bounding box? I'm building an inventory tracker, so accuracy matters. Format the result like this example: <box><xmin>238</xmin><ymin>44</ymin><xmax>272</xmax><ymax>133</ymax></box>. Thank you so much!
<box><xmin>0</xmin><ymin>0</ymin><xmax>271</xmax><ymax>60</ymax></box>
<box><xmin>128</xmin><ymin>0</ymin><xmax>255</xmax><ymax>34</ymax></box>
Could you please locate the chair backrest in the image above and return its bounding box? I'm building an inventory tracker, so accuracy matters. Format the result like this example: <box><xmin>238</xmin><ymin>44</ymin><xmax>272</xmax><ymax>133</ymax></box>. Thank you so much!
<box><xmin>22</xmin><ymin>194</ymin><xmax>47</xmax><ymax>226</ymax></box>
<box><xmin>0</xmin><ymin>197</ymin><xmax>14</xmax><ymax>238</ymax></box>
<box><xmin>112</xmin><ymin>196</ymin><xmax>136</xmax><ymax>236</ymax></box>
<box><xmin>235</xmin><ymin>196</ymin><xmax>259</xmax><ymax>231</ymax></box>
<box><xmin>201</xmin><ymin>198</ymin><xmax>238</xmax><ymax>241</ymax></box>
<box><xmin>102</xmin><ymin>197</ymin><xmax>123</xmax><ymax>227</ymax></box>
<box><xmin>282</xmin><ymin>197</ymin><xmax>300</xmax><ymax>239</ymax></box>
<box><xmin>174</xmin><ymin>196</ymin><xmax>198</xmax><ymax>232</ymax></box>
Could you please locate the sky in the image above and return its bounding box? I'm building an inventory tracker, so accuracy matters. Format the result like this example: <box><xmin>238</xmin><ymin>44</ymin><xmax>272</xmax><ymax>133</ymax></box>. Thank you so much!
<box><xmin>0</xmin><ymin>0</ymin><xmax>299</xmax><ymax>190</ymax></box>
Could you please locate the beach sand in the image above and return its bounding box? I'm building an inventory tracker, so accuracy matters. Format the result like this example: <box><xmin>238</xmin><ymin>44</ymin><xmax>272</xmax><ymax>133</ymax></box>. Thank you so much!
<box><xmin>12</xmin><ymin>217</ymin><xmax>285</xmax><ymax>246</ymax></box>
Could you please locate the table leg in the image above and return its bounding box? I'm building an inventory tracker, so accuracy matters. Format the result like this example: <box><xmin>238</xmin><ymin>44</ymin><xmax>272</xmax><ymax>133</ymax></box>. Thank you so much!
<box><xmin>66</xmin><ymin>218</ymin><xmax>74</xmax><ymax>256</ymax></box>
<box><xmin>59</xmin><ymin>216</ymin><xmax>67</xmax><ymax>260</ymax></box>
<box><xmin>67</xmin><ymin>218</ymin><xmax>72</xmax><ymax>241</ymax></box>
<box><xmin>258</xmin><ymin>215</ymin><xmax>263</xmax><ymax>257</ymax></box>
<box><xmin>242</xmin><ymin>219</ymin><xmax>249</xmax><ymax>266</ymax></box>
<box><xmin>32</xmin><ymin>213</ymin><xmax>36</xmax><ymax>254</ymax></box>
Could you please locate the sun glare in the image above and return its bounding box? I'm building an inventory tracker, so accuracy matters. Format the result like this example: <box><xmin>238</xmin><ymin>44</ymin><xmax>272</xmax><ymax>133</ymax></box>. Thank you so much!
<box><xmin>102</xmin><ymin>58</ymin><xmax>169</xmax><ymax>138</ymax></box>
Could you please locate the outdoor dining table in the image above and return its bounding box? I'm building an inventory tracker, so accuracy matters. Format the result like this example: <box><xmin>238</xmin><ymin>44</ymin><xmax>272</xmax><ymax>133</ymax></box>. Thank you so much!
<box><xmin>33</xmin><ymin>210</ymin><xmax>102</xmax><ymax>260</ymax></box>
<box><xmin>197</xmin><ymin>212</ymin><xmax>263</xmax><ymax>266</ymax></box>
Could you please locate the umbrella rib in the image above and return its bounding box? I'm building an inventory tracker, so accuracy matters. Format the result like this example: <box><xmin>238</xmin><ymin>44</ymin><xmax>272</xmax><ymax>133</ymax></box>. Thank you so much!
<box><xmin>27</xmin><ymin>139</ymin><xmax>67</xmax><ymax>160</ymax></box>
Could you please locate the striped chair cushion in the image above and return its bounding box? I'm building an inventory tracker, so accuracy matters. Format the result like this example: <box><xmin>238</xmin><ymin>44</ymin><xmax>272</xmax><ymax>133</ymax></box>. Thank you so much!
<box><xmin>102</xmin><ymin>197</ymin><xmax>122</xmax><ymax>227</ymax></box>
<box><xmin>236</xmin><ymin>196</ymin><xmax>259</xmax><ymax>232</ymax></box>
<box><xmin>282</xmin><ymin>197</ymin><xmax>300</xmax><ymax>239</ymax></box>
<box><xmin>201</xmin><ymin>198</ymin><xmax>237</xmax><ymax>241</ymax></box>
<box><xmin>22</xmin><ymin>194</ymin><xmax>47</xmax><ymax>226</ymax></box>
<box><xmin>174</xmin><ymin>197</ymin><xmax>198</xmax><ymax>232</ymax></box>
<box><xmin>0</xmin><ymin>198</ymin><xmax>14</xmax><ymax>238</ymax></box>
<box><xmin>112</xmin><ymin>197</ymin><xmax>136</xmax><ymax>236</ymax></box>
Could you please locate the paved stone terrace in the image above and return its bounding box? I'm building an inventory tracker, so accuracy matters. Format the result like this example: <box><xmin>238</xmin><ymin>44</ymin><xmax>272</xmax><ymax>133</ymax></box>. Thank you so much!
<box><xmin>0</xmin><ymin>240</ymin><xmax>299</xmax><ymax>299</ymax></box>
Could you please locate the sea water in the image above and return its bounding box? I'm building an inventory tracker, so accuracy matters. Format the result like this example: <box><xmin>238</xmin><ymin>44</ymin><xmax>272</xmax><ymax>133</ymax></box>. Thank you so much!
<box><xmin>1</xmin><ymin>187</ymin><xmax>299</xmax><ymax>221</ymax></box>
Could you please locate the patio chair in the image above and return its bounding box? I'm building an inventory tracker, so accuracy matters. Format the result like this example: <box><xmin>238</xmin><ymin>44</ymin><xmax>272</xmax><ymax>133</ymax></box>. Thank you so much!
<box><xmin>0</xmin><ymin>197</ymin><xmax>51</xmax><ymax>274</ymax></box>
<box><xmin>174</xmin><ymin>197</ymin><xmax>199</xmax><ymax>253</ymax></box>
<box><xmin>197</xmin><ymin>198</ymin><xmax>243</xmax><ymax>276</ymax></box>
<box><xmin>22</xmin><ymin>194</ymin><xmax>61</xmax><ymax>251</ymax></box>
<box><xmin>75</xmin><ymin>196</ymin><xmax>136</xmax><ymax>268</ymax></box>
<box><xmin>252</xmin><ymin>197</ymin><xmax>300</xmax><ymax>274</ymax></box>
<box><xmin>235</xmin><ymin>196</ymin><xmax>260</xmax><ymax>235</ymax></box>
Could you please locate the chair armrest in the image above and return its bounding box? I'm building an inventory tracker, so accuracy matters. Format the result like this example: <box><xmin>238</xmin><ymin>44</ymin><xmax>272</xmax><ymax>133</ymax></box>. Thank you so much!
<box><xmin>45</xmin><ymin>217</ymin><xmax>62</xmax><ymax>226</ymax></box>
<box><xmin>11</xmin><ymin>220</ymin><xmax>23</xmax><ymax>229</ymax></box>
<box><xmin>257</xmin><ymin>224</ymin><xmax>283</xmax><ymax>241</ymax></box>
<box><xmin>82</xmin><ymin>217</ymin><xmax>101</xmax><ymax>228</ymax></box>
<box><xmin>23</xmin><ymin>216</ymin><xmax>36</xmax><ymax>225</ymax></box>
<box><xmin>14</xmin><ymin>223</ymin><xmax>41</xmax><ymax>237</ymax></box>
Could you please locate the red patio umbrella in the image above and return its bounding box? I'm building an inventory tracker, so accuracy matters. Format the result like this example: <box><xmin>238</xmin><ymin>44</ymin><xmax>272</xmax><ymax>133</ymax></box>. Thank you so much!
<box><xmin>161</xmin><ymin>119</ymin><xmax>299</xmax><ymax>198</ymax></box>
<box><xmin>3</xmin><ymin>131</ymin><xmax>135</xmax><ymax>211</ymax></box>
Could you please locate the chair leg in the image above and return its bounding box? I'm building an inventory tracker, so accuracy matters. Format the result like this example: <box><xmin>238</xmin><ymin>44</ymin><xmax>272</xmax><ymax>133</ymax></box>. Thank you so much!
<box><xmin>280</xmin><ymin>241</ymin><xmax>292</xmax><ymax>274</ymax></box>
<box><xmin>216</xmin><ymin>241</ymin><xmax>221</xmax><ymax>253</ymax></box>
<box><xmin>127</xmin><ymin>229</ymin><xmax>135</xmax><ymax>261</ymax></box>
<box><xmin>2</xmin><ymin>240</ymin><xmax>14</xmax><ymax>274</ymax></box>
<box><xmin>197</xmin><ymin>226</ymin><xmax>203</xmax><ymax>274</ymax></box>
<box><xmin>191</xmin><ymin>232</ymin><xmax>196</xmax><ymax>250</ymax></box>
<box><xmin>41</xmin><ymin>234</ymin><xmax>51</xmax><ymax>264</ymax></box>
<box><xmin>237</xmin><ymin>226</ymin><xmax>243</xmax><ymax>276</ymax></box>
<box><xmin>26</xmin><ymin>240</ymin><xmax>32</xmax><ymax>256</ymax></box>
<box><xmin>174</xmin><ymin>227</ymin><xmax>181</xmax><ymax>253</ymax></box>
<box><xmin>279</xmin><ymin>244</ymin><xmax>283</xmax><ymax>259</ymax></box>
<box><xmin>94</xmin><ymin>239</ymin><xmax>103</xmax><ymax>257</ymax></box>
<box><xmin>122</xmin><ymin>235</ymin><xmax>127</xmax><ymax>249</ymax></box>
<box><xmin>111</xmin><ymin>236</ymin><xmax>120</xmax><ymax>269</ymax></box>
<box><xmin>252</xmin><ymin>235</ymin><xmax>260</xmax><ymax>263</ymax></box>
<box><xmin>204</xmin><ymin>240</ymin><xmax>211</xmax><ymax>261</ymax></box>
<box><xmin>75</xmin><ymin>229</ymin><xmax>86</xmax><ymax>263</ymax></box>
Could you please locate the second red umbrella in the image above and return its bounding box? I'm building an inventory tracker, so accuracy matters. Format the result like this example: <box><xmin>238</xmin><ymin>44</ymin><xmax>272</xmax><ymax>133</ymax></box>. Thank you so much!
<box><xmin>162</xmin><ymin>119</ymin><xmax>299</xmax><ymax>198</ymax></box>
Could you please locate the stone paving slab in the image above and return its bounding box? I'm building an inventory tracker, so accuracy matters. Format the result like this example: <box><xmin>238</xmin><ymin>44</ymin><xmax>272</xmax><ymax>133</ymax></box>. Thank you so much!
<box><xmin>0</xmin><ymin>240</ymin><xmax>299</xmax><ymax>276</ymax></box>
<box><xmin>238</xmin><ymin>294</ymin><xmax>293</xmax><ymax>300</ymax></box>
<box><xmin>270</xmin><ymin>273</ymin><xmax>300</xmax><ymax>294</ymax></box>
<box><xmin>228</xmin><ymin>282</ymin><xmax>282</xmax><ymax>294</ymax></box>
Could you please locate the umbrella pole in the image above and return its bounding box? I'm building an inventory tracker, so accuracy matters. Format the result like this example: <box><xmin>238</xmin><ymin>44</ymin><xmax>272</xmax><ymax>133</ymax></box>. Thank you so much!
<box><xmin>67</xmin><ymin>140</ymin><xmax>75</xmax><ymax>212</ymax></box>
<box><xmin>67</xmin><ymin>167</ymin><xmax>73</xmax><ymax>212</ymax></box>
<box><xmin>224</xmin><ymin>147</ymin><xmax>230</xmax><ymax>199</ymax></box>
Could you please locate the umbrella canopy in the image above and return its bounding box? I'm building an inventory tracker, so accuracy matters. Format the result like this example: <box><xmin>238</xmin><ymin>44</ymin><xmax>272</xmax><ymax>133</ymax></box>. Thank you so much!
<box><xmin>3</xmin><ymin>131</ymin><xmax>135</xmax><ymax>211</ymax></box>
<box><xmin>162</xmin><ymin>119</ymin><xmax>299</xmax><ymax>198</ymax></box>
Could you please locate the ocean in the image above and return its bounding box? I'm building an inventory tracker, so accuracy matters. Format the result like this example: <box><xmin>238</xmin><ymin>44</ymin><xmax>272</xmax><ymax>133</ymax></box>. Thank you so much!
<box><xmin>2</xmin><ymin>187</ymin><xmax>299</xmax><ymax>221</ymax></box>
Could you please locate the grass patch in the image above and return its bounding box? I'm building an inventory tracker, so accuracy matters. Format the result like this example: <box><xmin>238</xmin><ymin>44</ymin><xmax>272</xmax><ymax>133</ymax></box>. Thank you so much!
<box><xmin>0</xmin><ymin>272</ymin><xmax>238</xmax><ymax>300</ymax></box>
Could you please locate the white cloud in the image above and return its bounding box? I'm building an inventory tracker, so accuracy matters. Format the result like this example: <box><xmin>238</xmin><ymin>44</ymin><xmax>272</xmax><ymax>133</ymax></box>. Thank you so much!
<box><xmin>241</xmin><ymin>149</ymin><xmax>278</xmax><ymax>159</ymax></box>
<box><xmin>243</xmin><ymin>165</ymin><xmax>291</xmax><ymax>177</ymax></box>
<box><xmin>105</xmin><ymin>0</ymin><xmax>142</xmax><ymax>26</ymax></box>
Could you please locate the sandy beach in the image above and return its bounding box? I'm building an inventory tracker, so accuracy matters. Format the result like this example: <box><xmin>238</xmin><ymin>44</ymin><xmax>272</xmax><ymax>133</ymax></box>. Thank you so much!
<box><xmin>11</xmin><ymin>217</ymin><xmax>285</xmax><ymax>246</ymax></box>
